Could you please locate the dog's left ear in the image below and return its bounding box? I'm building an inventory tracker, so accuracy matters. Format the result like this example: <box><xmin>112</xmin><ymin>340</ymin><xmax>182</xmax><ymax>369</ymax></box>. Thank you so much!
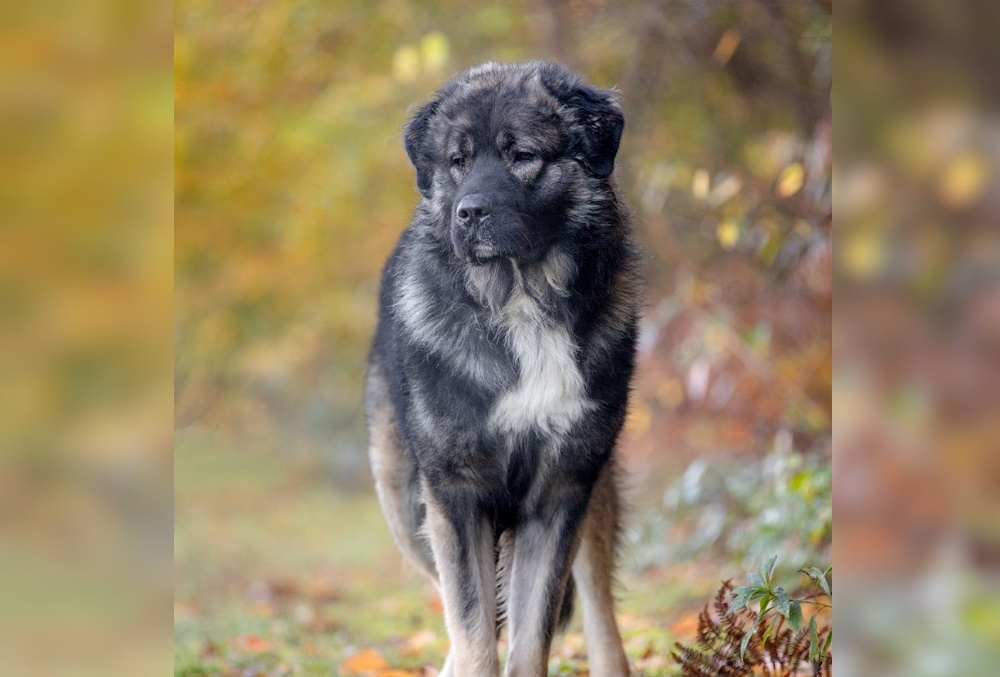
<box><xmin>566</xmin><ymin>85</ymin><xmax>625</xmax><ymax>179</ymax></box>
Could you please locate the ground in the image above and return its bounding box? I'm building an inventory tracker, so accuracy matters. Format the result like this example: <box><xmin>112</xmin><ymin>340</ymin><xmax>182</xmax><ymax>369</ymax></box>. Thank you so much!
<box><xmin>174</xmin><ymin>430</ymin><xmax>717</xmax><ymax>677</ymax></box>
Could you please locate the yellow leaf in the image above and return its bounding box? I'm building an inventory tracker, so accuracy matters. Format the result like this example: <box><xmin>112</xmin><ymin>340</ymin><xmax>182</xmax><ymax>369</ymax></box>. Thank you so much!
<box><xmin>420</xmin><ymin>32</ymin><xmax>450</xmax><ymax>73</ymax></box>
<box><xmin>392</xmin><ymin>45</ymin><xmax>420</xmax><ymax>83</ymax></box>
<box><xmin>717</xmin><ymin>220</ymin><xmax>739</xmax><ymax>250</ymax></box>
<box><xmin>939</xmin><ymin>151</ymin><xmax>987</xmax><ymax>208</ymax></box>
<box><xmin>340</xmin><ymin>648</ymin><xmax>390</xmax><ymax>675</ymax></box>
<box><xmin>776</xmin><ymin>162</ymin><xmax>805</xmax><ymax>198</ymax></box>
<box><xmin>842</xmin><ymin>229</ymin><xmax>882</xmax><ymax>278</ymax></box>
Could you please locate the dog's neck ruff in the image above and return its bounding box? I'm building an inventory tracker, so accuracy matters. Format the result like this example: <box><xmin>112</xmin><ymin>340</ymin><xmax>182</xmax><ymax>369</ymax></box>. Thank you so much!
<box><xmin>488</xmin><ymin>257</ymin><xmax>593</xmax><ymax>436</ymax></box>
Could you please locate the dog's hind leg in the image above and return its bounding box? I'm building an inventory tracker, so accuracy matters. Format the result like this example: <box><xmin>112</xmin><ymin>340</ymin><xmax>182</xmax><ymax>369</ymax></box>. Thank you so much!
<box><xmin>422</xmin><ymin>481</ymin><xmax>500</xmax><ymax>677</ymax></box>
<box><xmin>366</xmin><ymin>357</ymin><xmax>437</xmax><ymax>582</ymax></box>
<box><xmin>572</xmin><ymin>463</ymin><xmax>630</xmax><ymax>676</ymax></box>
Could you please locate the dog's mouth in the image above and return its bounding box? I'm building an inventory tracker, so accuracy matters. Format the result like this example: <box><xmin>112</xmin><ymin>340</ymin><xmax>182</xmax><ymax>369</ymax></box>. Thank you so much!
<box><xmin>468</xmin><ymin>243</ymin><xmax>502</xmax><ymax>265</ymax></box>
<box><xmin>457</xmin><ymin>233</ymin><xmax>545</xmax><ymax>267</ymax></box>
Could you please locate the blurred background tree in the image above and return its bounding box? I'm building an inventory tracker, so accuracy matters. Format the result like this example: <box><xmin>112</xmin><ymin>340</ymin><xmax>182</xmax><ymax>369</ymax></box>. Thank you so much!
<box><xmin>175</xmin><ymin>0</ymin><xmax>831</xmax><ymax>570</ymax></box>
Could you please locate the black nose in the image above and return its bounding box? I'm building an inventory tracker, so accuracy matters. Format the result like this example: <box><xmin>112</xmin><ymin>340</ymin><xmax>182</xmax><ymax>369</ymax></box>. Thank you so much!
<box><xmin>455</xmin><ymin>194</ymin><xmax>492</xmax><ymax>225</ymax></box>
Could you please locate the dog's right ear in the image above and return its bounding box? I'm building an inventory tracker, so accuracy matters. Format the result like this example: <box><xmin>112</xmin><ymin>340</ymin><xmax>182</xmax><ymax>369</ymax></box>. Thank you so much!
<box><xmin>403</xmin><ymin>98</ymin><xmax>440</xmax><ymax>195</ymax></box>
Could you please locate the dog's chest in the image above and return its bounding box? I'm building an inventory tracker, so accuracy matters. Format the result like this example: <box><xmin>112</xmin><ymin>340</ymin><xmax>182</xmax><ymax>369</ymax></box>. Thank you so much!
<box><xmin>488</xmin><ymin>288</ymin><xmax>591</xmax><ymax>436</ymax></box>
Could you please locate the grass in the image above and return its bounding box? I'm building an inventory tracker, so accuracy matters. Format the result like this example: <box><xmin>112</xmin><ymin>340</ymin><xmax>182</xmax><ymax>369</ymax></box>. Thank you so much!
<box><xmin>174</xmin><ymin>428</ymin><xmax>713</xmax><ymax>676</ymax></box>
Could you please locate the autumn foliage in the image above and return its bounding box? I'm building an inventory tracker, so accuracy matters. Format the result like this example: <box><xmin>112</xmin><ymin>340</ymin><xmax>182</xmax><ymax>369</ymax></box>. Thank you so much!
<box><xmin>673</xmin><ymin>581</ymin><xmax>831</xmax><ymax>677</ymax></box>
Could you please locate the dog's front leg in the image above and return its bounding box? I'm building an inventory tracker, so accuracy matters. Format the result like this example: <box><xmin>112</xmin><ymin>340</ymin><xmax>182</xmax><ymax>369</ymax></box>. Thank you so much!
<box><xmin>422</xmin><ymin>481</ymin><xmax>499</xmax><ymax>677</ymax></box>
<box><xmin>504</xmin><ymin>487</ymin><xmax>588</xmax><ymax>677</ymax></box>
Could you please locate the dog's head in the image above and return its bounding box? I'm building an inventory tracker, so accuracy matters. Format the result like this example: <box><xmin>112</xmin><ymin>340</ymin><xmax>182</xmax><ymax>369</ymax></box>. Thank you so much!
<box><xmin>403</xmin><ymin>61</ymin><xmax>624</xmax><ymax>265</ymax></box>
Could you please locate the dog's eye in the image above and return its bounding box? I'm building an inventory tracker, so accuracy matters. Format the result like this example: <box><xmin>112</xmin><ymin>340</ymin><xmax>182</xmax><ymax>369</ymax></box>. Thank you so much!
<box><xmin>451</xmin><ymin>155</ymin><xmax>466</xmax><ymax>168</ymax></box>
<box><xmin>514</xmin><ymin>151</ymin><xmax>537</xmax><ymax>163</ymax></box>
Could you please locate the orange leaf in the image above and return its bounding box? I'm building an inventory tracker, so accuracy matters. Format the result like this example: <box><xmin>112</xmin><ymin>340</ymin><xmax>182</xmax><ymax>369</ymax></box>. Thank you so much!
<box><xmin>669</xmin><ymin>611</ymin><xmax>701</xmax><ymax>639</ymax></box>
<box><xmin>374</xmin><ymin>671</ymin><xmax>420</xmax><ymax>677</ymax></box>
<box><xmin>234</xmin><ymin>635</ymin><xmax>272</xmax><ymax>653</ymax></box>
<box><xmin>339</xmin><ymin>648</ymin><xmax>390</xmax><ymax>675</ymax></box>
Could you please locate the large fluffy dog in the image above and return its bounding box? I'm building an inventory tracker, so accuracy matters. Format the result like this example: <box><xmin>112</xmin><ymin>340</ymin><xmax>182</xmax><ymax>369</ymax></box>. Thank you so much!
<box><xmin>366</xmin><ymin>61</ymin><xmax>639</xmax><ymax>677</ymax></box>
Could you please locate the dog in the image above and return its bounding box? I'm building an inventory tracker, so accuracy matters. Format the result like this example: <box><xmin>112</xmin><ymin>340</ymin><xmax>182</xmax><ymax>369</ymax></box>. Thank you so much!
<box><xmin>366</xmin><ymin>61</ymin><xmax>639</xmax><ymax>677</ymax></box>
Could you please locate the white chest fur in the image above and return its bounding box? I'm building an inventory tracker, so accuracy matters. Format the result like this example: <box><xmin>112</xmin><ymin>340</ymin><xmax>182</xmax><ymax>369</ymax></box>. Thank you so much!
<box><xmin>489</xmin><ymin>284</ymin><xmax>591</xmax><ymax>436</ymax></box>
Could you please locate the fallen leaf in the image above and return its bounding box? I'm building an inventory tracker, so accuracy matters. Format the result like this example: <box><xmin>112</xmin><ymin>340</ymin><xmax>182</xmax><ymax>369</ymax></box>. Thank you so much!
<box><xmin>340</xmin><ymin>648</ymin><xmax>390</xmax><ymax>675</ymax></box>
<box><xmin>234</xmin><ymin>635</ymin><xmax>272</xmax><ymax>653</ymax></box>
<box><xmin>670</xmin><ymin>611</ymin><xmax>701</xmax><ymax>638</ymax></box>
<box><xmin>266</xmin><ymin>577</ymin><xmax>300</xmax><ymax>599</ymax></box>
<box><xmin>401</xmin><ymin>629</ymin><xmax>437</xmax><ymax>655</ymax></box>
